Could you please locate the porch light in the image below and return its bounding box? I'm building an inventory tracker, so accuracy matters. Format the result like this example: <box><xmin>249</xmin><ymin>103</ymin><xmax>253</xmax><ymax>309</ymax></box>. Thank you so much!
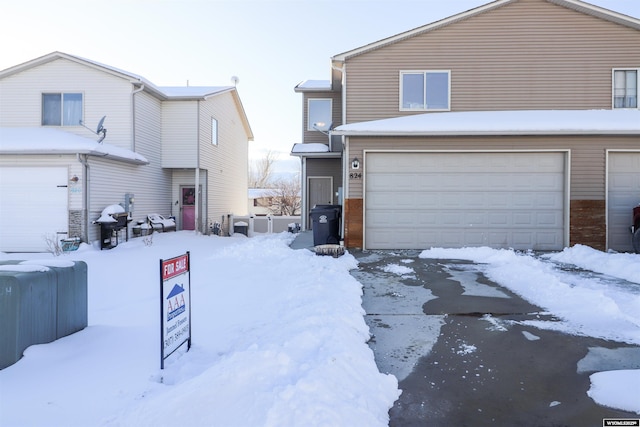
<box><xmin>351</xmin><ymin>157</ymin><xmax>360</xmax><ymax>170</ymax></box>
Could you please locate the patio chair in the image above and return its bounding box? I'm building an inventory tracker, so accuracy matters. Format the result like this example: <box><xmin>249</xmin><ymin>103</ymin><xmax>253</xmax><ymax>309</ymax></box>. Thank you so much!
<box><xmin>147</xmin><ymin>214</ymin><xmax>176</xmax><ymax>232</ymax></box>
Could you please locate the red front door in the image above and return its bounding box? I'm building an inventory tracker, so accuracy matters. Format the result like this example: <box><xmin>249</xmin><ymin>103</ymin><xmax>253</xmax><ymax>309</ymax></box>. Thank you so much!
<box><xmin>182</xmin><ymin>187</ymin><xmax>196</xmax><ymax>230</ymax></box>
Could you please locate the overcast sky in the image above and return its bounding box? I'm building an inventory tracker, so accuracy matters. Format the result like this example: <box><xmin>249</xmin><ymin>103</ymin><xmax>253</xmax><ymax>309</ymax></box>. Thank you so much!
<box><xmin>1</xmin><ymin>0</ymin><xmax>638</xmax><ymax>175</ymax></box>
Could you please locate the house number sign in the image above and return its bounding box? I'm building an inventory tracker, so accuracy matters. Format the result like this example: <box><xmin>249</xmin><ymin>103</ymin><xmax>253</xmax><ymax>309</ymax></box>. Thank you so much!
<box><xmin>349</xmin><ymin>172</ymin><xmax>362</xmax><ymax>179</ymax></box>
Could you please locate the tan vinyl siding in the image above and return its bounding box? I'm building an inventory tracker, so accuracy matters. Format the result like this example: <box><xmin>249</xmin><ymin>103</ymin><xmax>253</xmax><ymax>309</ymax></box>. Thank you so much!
<box><xmin>198</xmin><ymin>92</ymin><xmax>250</xmax><ymax>219</ymax></box>
<box><xmin>344</xmin><ymin>0</ymin><xmax>640</xmax><ymax>123</ymax></box>
<box><xmin>346</xmin><ymin>135</ymin><xmax>639</xmax><ymax>200</ymax></box>
<box><xmin>161</xmin><ymin>101</ymin><xmax>199</xmax><ymax>168</ymax></box>
<box><xmin>302</xmin><ymin>91</ymin><xmax>342</xmax><ymax>144</ymax></box>
<box><xmin>0</xmin><ymin>58</ymin><xmax>134</xmax><ymax>149</ymax></box>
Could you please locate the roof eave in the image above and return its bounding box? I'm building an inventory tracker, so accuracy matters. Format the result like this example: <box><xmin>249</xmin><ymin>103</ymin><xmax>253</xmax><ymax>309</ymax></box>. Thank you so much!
<box><xmin>333</xmin><ymin>130</ymin><xmax>640</xmax><ymax>137</ymax></box>
<box><xmin>331</xmin><ymin>0</ymin><xmax>640</xmax><ymax>62</ymax></box>
<box><xmin>332</xmin><ymin>0</ymin><xmax>514</xmax><ymax>62</ymax></box>
<box><xmin>0</xmin><ymin>149</ymin><xmax>149</xmax><ymax>165</ymax></box>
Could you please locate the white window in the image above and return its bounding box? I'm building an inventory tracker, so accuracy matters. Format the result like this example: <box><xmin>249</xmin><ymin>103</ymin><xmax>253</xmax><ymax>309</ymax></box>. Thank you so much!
<box><xmin>307</xmin><ymin>99</ymin><xmax>332</xmax><ymax>131</ymax></box>
<box><xmin>400</xmin><ymin>71</ymin><xmax>450</xmax><ymax>111</ymax></box>
<box><xmin>211</xmin><ymin>117</ymin><xmax>218</xmax><ymax>145</ymax></box>
<box><xmin>42</xmin><ymin>93</ymin><xmax>83</xmax><ymax>126</ymax></box>
<box><xmin>613</xmin><ymin>69</ymin><xmax>638</xmax><ymax>109</ymax></box>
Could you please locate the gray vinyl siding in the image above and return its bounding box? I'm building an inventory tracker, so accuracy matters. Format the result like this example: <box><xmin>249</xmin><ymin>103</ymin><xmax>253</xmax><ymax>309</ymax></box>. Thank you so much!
<box><xmin>306</xmin><ymin>158</ymin><xmax>342</xmax><ymax>199</ymax></box>
<box><xmin>0</xmin><ymin>58</ymin><xmax>134</xmax><ymax>149</ymax></box>
<box><xmin>346</xmin><ymin>135</ymin><xmax>639</xmax><ymax>200</ymax></box>
<box><xmin>161</xmin><ymin>101</ymin><xmax>199</xmax><ymax>168</ymax></box>
<box><xmin>302</xmin><ymin>91</ymin><xmax>342</xmax><ymax>144</ymax></box>
<box><xmin>343</xmin><ymin>0</ymin><xmax>640</xmax><ymax>124</ymax></box>
<box><xmin>198</xmin><ymin>92</ymin><xmax>250</xmax><ymax>220</ymax></box>
<box><xmin>87</xmin><ymin>156</ymin><xmax>171</xmax><ymax>241</ymax></box>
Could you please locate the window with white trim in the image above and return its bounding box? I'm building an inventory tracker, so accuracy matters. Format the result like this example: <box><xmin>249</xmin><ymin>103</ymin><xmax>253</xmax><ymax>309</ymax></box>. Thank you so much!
<box><xmin>613</xmin><ymin>69</ymin><xmax>638</xmax><ymax>109</ymax></box>
<box><xmin>307</xmin><ymin>99</ymin><xmax>332</xmax><ymax>131</ymax></box>
<box><xmin>211</xmin><ymin>117</ymin><xmax>218</xmax><ymax>145</ymax></box>
<box><xmin>400</xmin><ymin>71</ymin><xmax>450</xmax><ymax>111</ymax></box>
<box><xmin>42</xmin><ymin>93</ymin><xmax>83</xmax><ymax>126</ymax></box>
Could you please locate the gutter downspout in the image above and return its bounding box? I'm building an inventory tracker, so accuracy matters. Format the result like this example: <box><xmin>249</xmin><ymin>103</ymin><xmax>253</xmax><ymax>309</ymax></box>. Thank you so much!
<box><xmin>195</xmin><ymin>101</ymin><xmax>201</xmax><ymax>234</ymax></box>
<box><xmin>131</xmin><ymin>83</ymin><xmax>145</xmax><ymax>152</ymax></box>
<box><xmin>77</xmin><ymin>154</ymin><xmax>90</xmax><ymax>244</ymax></box>
<box><xmin>339</xmin><ymin>63</ymin><xmax>348</xmax><ymax>241</ymax></box>
<box><xmin>301</xmin><ymin>156</ymin><xmax>307</xmax><ymax>230</ymax></box>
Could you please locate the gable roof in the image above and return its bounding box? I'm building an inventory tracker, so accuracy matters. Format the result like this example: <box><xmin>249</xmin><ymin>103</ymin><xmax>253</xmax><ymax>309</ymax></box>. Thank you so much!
<box><xmin>332</xmin><ymin>0</ymin><xmax>640</xmax><ymax>62</ymax></box>
<box><xmin>0</xmin><ymin>51</ymin><xmax>167</xmax><ymax>98</ymax></box>
<box><xmin>0</xmin><ymin>52</ymin><xmax>254</xmax><ymax>141</ymax></box>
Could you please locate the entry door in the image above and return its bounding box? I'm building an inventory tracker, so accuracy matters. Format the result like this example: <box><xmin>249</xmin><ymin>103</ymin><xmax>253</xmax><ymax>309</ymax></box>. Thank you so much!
<box><xmin>308</xmin><ymin>177</ymin><xmax>333</xmax><ymax>229</ymax></box>
<box><xmin>181</xmin><ymin>187</ymin><xmax>196</xmax><ymax>231</ymax></box>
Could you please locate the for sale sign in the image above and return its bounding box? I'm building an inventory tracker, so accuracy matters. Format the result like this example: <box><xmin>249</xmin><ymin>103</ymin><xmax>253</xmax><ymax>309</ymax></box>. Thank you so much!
<box><xmin>160</xmin><ymin>252</ymin><xmax>191</xmax><ymax>369</ymax></box>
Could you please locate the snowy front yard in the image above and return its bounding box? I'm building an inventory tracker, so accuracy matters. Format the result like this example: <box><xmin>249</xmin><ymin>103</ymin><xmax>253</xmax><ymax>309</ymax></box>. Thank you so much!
<box><xmin>0</xmin><ymin>232</ymin><xmax>398</xmax><ymax>427</ymax></box>
<box><xmin>0</xmin><ymin>232</ymin><xmax>638</xmax><ymax>426</ymax></box>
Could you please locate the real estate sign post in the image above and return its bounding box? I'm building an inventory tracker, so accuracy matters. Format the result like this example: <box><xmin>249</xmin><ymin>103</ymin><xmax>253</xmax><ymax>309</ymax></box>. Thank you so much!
<box><xmin>160</xmin><ymin>252</ymin><xmax>191</xmax><ymax>369</ymax></box>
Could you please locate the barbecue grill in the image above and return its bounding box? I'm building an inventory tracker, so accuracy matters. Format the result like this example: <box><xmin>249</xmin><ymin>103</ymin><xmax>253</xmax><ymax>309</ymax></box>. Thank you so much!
<box><xmin>94</xmin><ymin>205</ymin><xmax>131</xmax><ymax>250</ymax></box>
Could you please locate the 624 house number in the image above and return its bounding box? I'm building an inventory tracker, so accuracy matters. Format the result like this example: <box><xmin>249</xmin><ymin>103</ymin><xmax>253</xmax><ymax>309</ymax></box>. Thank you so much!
<box><xmin>349</xmin><ymin>172</ymin><xmax>362</xmax><ymax>179</ymax></box>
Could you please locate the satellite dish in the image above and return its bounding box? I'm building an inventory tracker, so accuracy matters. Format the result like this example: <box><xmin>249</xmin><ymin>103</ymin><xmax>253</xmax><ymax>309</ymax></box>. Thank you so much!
<box><xmin>231</xmin><ymin>76</ymin><xmax>239</xmax><ymax>86</ymax></box>
<box><xmin>79</xmin><ymin>115</ymin><xmax>107</xmax><ymax>143</ymax></box>
<box><xmin>96</xmin><ymin>116</ymin><xmax>106</xmax><ymax>134</ymax></box>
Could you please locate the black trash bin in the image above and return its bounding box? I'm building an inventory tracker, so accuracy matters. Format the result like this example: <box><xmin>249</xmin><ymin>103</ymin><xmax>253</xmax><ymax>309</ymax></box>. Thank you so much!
<box><xmin>310</xmin><ymin>206</ymin><xmax>340</xmax><ymax>246</ymax></box>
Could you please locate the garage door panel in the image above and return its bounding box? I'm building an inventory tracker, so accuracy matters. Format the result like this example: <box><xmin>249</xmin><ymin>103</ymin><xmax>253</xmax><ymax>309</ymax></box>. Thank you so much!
<box><xmin>0</xmin><ymin>167</ymin><xmax>68</xmax><ymax>252</ymax></box>
<box><xmin>607</xmin><ymin>152</ymin><xmax>640</xmax><ymax>252</ymax></box>
<box><xmin>365</xmin><ymin>152</ymin><xmax>566</xmax><ymax>250</ymax></box>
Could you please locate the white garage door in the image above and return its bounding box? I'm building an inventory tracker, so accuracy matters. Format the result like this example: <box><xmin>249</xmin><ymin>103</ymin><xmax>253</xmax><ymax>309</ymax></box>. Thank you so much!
<box><xmin>0</xmin><ymin>167</ymin><xmax>69</xmax><ymax>252</ymax></box>
<box><xmin>365</xmin><ymin>152</ymin><xmax>566</xmax><ymax>250</ymax></box>
<box><xmin>608</xmin><ymin>152</ymin><xmax>640</xmax><ymax>252</ymax></box>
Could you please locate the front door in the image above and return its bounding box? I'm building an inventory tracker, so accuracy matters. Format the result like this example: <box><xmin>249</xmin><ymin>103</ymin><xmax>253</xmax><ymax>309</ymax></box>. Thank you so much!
<box><xmin>181</xmin><ymin>187</ymin><xmax>196</xmax><ymax>230</ymax></box>
<box><xmin>308</xmin><ymin>177</ymin><xmax>333</xmax><ymax>229</ymax></box>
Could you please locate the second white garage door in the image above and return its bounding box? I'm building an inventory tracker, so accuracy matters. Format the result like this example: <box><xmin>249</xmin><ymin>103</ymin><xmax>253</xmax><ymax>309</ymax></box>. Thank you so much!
<box><xmin>365</xmin><ymin>152</ymin><xmax>567</xmax><ymax>250</ymax></box>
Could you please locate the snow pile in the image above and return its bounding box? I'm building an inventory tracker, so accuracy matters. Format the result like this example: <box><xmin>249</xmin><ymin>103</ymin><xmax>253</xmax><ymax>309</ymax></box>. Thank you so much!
<box><xmin>0</xmin><ymin>232</ymin><xmax>399</xmax><ymax>427</ymax></box>
<box><xmin>381</xmin><ymin>263</ymin><xmax>415</xmax><ymax>276</ymax></box>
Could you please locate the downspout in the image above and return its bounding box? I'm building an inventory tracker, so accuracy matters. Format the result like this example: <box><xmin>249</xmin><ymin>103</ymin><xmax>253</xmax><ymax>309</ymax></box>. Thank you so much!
<box><xmin>77</xmin><ymin>154</ymin><xmax>90</xmax><ymax>244</ymax></box>
<box><xmin>131</xmin><ymin>83</ymin><xmax>145</xmax><ymax>152</ymax></box>
<box><xmin>301</xmin><ymin>157</ymin><xmax>307</xmax><ymax>230</ymax></box>
<box><xmin>195</xmin><ymin>101</ymin><xmax>201</xmax><ymax>234</ymax></box>
<box><xmin>338</xmin><ymin>62</ymin><xmax>348</xmax><ymax>240</ymax></box>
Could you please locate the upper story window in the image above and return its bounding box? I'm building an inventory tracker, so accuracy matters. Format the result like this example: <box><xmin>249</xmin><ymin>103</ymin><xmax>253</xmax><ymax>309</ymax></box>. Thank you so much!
<box><xmin>307</xmin><ymin>99</ymin><xmax>332</xmax><ymax>131</ymax></box>
<box><xmin>400</xmin><ymin>71</ymin><xmax>450</xmax><ymax>111</ymax></box>
<box><xmin>211</xmin><ymin>117</ymin><xmax>218</xmax><ymax>145</ymax></box>
<box><xmin>613</xmin><ymin>69</ymin><xmax>638</xmax><ymax>109</ymax></box>
<box><xmin>42</xmin><ymin>93</ymin><xmax>83</xmax><ymax>126</ymax></box>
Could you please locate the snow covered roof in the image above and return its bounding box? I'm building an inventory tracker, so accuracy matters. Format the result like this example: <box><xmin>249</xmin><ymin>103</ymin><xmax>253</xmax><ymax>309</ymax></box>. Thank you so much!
<box><xmin>248</xmin><ymin>188</ymin><xmax>274</xmax><ymax>199</ymax></box>
<box><xmin>294</xmin><ymin>80</ymin><xmax>332</xmax><ymax>92</ymax></box>
<box><xmin>332</xmin><ymin>110</ymin><xmax>640</xmax><ymax>136</ymax></box>
<box><xmin>159</xmin><ymin>86</ymin><xmax>234</xmax><ymax>99</ymax></box>
<box><xmin>289</xmin><ymin>143</ymin><xmax>341</xmax><ymax>158</ymax></box>
<box><xmin>0</xmin><ymin>127</ymin><xmax>149</xmax><ymax>164</ymax></box>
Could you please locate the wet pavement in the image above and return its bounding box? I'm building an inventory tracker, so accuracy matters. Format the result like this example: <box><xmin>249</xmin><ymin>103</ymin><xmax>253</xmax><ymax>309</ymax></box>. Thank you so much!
<box><xmin>350</xmin><ymin>250</ymin><xmax>640</xmax><ymax>427</ymax></box>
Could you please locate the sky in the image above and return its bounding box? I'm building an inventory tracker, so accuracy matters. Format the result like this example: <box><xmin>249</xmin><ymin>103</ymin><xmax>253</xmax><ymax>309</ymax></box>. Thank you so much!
<box><xmin>1</xmin><ymin>0</ymin><xmax>639</xmax><ymax>176</ymax></box>
<box><xmin>0</xmin><ymin>232</ymin><xmax>638</xmax><ymax>426</ymax></box>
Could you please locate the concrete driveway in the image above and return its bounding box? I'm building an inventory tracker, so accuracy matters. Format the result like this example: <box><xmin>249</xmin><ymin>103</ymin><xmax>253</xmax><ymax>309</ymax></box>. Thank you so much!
<box><xmin>350</xmin><ymin>249</ymin><xmax>640</xmax><ymax>427</ymax></box>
